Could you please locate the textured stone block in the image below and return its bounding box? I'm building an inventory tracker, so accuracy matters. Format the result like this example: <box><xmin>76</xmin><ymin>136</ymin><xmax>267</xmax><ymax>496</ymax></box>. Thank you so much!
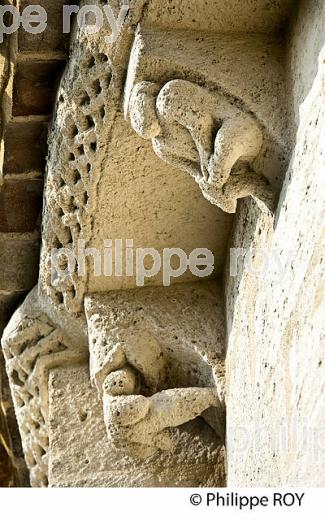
<box><xmin>0</xmin><ymin>236</ymin><xmax>40</xmax><ymax>291</ymax></box>
<box><xmin>142</xmin><ymin>0</ymin><xmax>295</xmax><ymax>33</ymax></box>
<box><xmin>17</xmin><ymin>0</ymin><xmax>73</xmax><ymax>53</ymax></box>
<box><xmin>225</xmin><ymin>1</ymin><xmax>325</xmax><ymax>485</ymax></box>
<box><xmin>13</xmin><ymin>60</ymin><xmax>65</xmax><ymax>116</ymax></box>
<box><xmin>2</xmin><ymin>121</ymin><xmax>47</xmax><ymax>174</ymax></box>
<box><xmin>3</xmin><ymin>120</ymin><xmax>47</xmax><ymax>174</ymax></box>
<box><xmin>0</xmin><ymin>179</ymin><xmax>43</xmax><ymax>232</ymax></box>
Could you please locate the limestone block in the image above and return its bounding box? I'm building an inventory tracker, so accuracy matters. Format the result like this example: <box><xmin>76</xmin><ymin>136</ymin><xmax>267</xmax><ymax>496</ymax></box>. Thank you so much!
<box><xmin>12</xmin><ymin>60</ymin><xmax>65</xmax><ymax>117</ymax></box>
<box><xmin>2</xmin><ymin>120</ymin><xmax>47</xmax><ymax>174</ymax></box>
<box><xmin>17</xmin><ymin>0</ymin><xmax>71</xmax><ymax>53</ymax></box>
<box><xmin>142</xmin><ymin>0</ymin><xmax>295</xmax><ymax>34</ymax></box>
<box><xmin>123</xmin><ymin>26</ymin><xmax>289</xmax><ymax>213</ymax></box>
<box><xmin>0</xmin><ymin>234</ymin><xmax>40</xmax><ymax>291</ymax></box>
<box><xmin>38</xmin><ymin>12</ymin><xmax>238</xmax><ymax>313</ymax></box>
<box><xmin>0</xmin><ymin>179</ymin><xmax>43</xmax><ymax>232</ymax></box>
<box><xmin>124</xmin><ymin>27</ymin><xmax>289</xmax><ymax>153</ymax></box>
<box><xmin>85</xmin><ymin>281</ymin><xmax>226</xmax><ymax>405</ymax></box>
<box><xmin>1</xmin><ymin>288</ymin><xmax>87</xmax><ymax>486</ymax></box>
<box><xmin>127</xmin><ymin>79</ymin><xmax>273</xmax><ymax>213</ymax></box>
<box><xmin>225</xmin><ymin>13</ymin><xmax>325</xmax><ymax>485</ymax></box>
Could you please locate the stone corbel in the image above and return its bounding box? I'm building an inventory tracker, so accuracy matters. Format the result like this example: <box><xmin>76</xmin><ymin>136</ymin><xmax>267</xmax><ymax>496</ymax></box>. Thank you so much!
<box><xmin>85</xmin><ymin>286</ymin><xmax>225</xmax><ymax>459</ymax></box>
<box><xmin>125</xmin><ymin>79</ymin><xmax>274</xmax><ymax>214</ymax></box>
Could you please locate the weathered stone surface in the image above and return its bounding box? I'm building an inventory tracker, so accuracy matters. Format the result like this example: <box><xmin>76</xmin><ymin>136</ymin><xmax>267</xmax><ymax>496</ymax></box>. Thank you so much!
<box><xmin>225</xmin><ymin>0</ymin><xmax>325</xmax><ymax>486</ymax></box>
<box><xmin>85</xmin><ymin>281</ymin><xmax>226</xmax><ymax>458</ymax></box>
<box><xmin>0</xmin><ymin>235</ymin><xmax>40</xmax><ymax>291</ymax></box>
<box><xmin>85</xmin><ymin>281</ymin><xmax>226</xmax><ymax>396</ymax></box>
<box><xmin>1</xmin><ymin>288</ymin><xmax>87</xmax><ymax>487</ymax></box>
<box><xmin>17</xmin><ymin>0</ymin><xmax>71</xmax><ymax>53</ymax></box>
<box><xmin>13</xmin><ymin>60</ymin><xmax>65</xmax><ymax>117</ymax></box>
<box><xmin>142</xmin><ymin>0</ymin><xmax>295</xmax><ymax>33</ymax></box>
<box><xmin>38</xmin><ymin>31</ymin><xmax>234</xmax><ymax>312</ymax></box>
<box><xmin>0</xmin><ymin>179</ymin><xmax>43</xmax><ymax>232</ymax></box>
<box><xmin>38</xmin><ymin>4</ymin><xmax>288</xmax><ymax>315</ymax></box>
<box><xmin>2</xmin><ymin>120</ymin><xmax>48</xmax><ymax>174</ymax></box>
<box><xmin>127</xmin><ymin>79</ymin><xmax>273</xmax><ymax>213</ymax></box>
<box><xmin>1</xmin><ymin>0</ymin><xmax>324</xmax><ymax>490</ymax></box>
<box><xmin>49</xmin><ymin>363</ymin><xmax>226</xmax><ymax>487</ymax></box>
<box><xmin>124</xmin><ymin>28</ymin><xmax>289</xmax><ymax>152</ymax></box>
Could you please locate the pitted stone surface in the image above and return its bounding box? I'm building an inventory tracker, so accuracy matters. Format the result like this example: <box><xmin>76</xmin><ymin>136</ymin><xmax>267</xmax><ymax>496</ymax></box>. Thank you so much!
<box><xmin>85</xmin><ymin>281</ymin><xmax>226</xmax><ymax>455</ymax></box>
<box><xmin>128</xmin><ymin>79</ymin><xmax>273</xmax><ymax>213</ymax></box>
<box><xmin>1</xmin><ymin>0</ymin><xmax>323</xmax><ymax>490</ymax></box>
<box><xmin>49</xmin><ymin>364</ymin><xmax>226</xmax><ymax>487</ymax></box>
<box><xmin>225</xmin><ymin>2</ymin><xmax>325</xmax><ymax>485</ymax></box>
